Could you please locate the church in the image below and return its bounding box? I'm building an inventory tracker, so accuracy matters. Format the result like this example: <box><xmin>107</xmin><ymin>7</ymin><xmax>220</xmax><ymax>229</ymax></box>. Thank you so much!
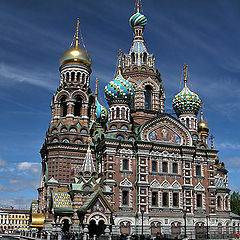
<box><xmin>31</xmin><ymin>1</ymin><xmax>240</xmax><ymax>238</ymax></box>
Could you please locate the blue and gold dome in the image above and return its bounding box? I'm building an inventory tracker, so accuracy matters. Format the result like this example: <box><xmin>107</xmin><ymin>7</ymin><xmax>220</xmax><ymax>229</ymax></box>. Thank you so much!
<box><xmin>96</xmin><ymin>99</ymin><xmax>108</xmax><ymax>123</ymax></box>
<box><xmin>129</xmin><ymin>12</ymin><xmax>147</xmax><ymax>28</ymax></box>
<box><xmin>172</xmin><ymin>65</ymin><xmax>201</xmax><ymax>116</ymax></box>
<box><xmin>104</xmin><ymin>73</ymin><xmax>134</xmax><ymax>103</ymax></box>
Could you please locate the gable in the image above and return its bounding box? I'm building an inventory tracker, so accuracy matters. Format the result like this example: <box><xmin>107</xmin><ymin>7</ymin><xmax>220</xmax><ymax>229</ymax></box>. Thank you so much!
<box><xmin>139</xmin><ymin>114</ymin><xmax>192</xmax><ymax>146</ymax></box>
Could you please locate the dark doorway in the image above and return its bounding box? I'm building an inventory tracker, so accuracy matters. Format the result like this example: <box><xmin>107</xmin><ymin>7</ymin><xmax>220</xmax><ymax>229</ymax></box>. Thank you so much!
<box><xmin>89</xmin><ymin>219</ymin><xmax>106</xmax><ymax>237</ymax></box>
<box><xmin>62</xmin><ymin>219</ymin><xmax>70</xmax><ymax>232</ymax></box>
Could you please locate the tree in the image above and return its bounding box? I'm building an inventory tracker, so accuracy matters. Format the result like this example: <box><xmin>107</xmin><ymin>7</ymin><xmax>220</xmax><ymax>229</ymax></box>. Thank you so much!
<box><xmin>231</xmin><ymin>191</ymin><xmax>240</xmax><ymax>215</ymax></box>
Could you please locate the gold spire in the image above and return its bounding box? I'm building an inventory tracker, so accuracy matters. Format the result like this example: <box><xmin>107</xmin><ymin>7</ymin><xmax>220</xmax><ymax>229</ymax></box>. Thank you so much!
<box><xmin>75</xmin><ymin>18</ymin><xmax>80</xmax><ymax>46</ymax></box>
<box><xmin>198</xmin><ymin>102</ymin><xmax>210</xmax><ymax>134</ymax></box>
<box><xmin>137</xmin><ymin>0</ymin><xmax>140</xmax><ymax>13</ymax></box>
<box><xmin>200</xmin><ymin>102</ymin><xmax>204</xmax><ymax>120</ymax></box>
<box><xmin>95</xmin><ymin>78</ymin><xmax>98</xmax><ymax>99</ymax></box>
<box><xmin>88</xmin><ymin>136</ymin><xmax>92</xmax><ymax>148</ymax></box>
<box><xmin>118</xmin><ymin>49</ymin><xmax>122</xmax><ymax>74</ymax></box>
<box><xmin>183</xmin><ymin>63</ymin><xmax>188</xmax><ymax>87</ymax></box>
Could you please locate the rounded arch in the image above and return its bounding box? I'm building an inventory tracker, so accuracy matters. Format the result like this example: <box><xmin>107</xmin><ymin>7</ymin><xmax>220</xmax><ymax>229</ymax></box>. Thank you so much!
<box><xmin>171</xmin><ymin>221</ymin><xmax>181</xmax><ymax>235</ymax></box>
<box><xmin>141</xmin><ymin>78</ymin><xmax>160</xmax><ymax>92</ymax></box>
<box><xmin>60</xmin><ymin>127</ymin><xmax>67</xmax><ymax>133</ymax></box>
<box><xmin>52</xmin><ymin>137</ymin><xmax>59</xmax><ymax>143</ymax></box>
<box><xmin>51</xmin><ymin>128</ymin><xmax>58</xmax><ymax>134</ymax></box>
<box><xmin>54</xmin><ymin>90</ymin><xmax>70</xmax><ymax>102</ymax></box>
<box><xmin>87</xmin><ymin>212</ymin><xmax>108</xmax><ymax>225</ymax></box>
<box><xmin>71</xmin><ymin>90</ymin><xmax>88</xmax><ymax>102</ymax></box>
<box><xmin>60</xmin><ymin>216</ymin><xmax>72</xmax><ymax>224</ymax></box>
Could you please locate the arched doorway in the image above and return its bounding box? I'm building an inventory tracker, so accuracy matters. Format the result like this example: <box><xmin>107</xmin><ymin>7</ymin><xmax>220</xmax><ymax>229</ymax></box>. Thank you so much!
<box><xmin>171</xmin><ymin>222</ymin><xmax>181</xmax><ymax>235</ymax></box>
<box><xmin>195</xmin><ymin>222</ymin><xmax>205</xmax><ymax>239</ymax></box>
<box><xmin>62</xmin><ymin>219</ymin><xmax>70</xmax><ymax>232</ymax></box>
<box><xmin>89</xmin><ymin>219</ymin><xmax>106</xmax><ymax>237</ymax></box>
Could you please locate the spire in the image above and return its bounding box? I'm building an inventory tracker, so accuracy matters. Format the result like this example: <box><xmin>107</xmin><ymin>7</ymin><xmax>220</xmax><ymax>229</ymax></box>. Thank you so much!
<box><xmin>117</xmin><ymin>49</ymin><xmax>122</xmax><ymax>75</ymax></box>
<box><xmin>81</xmin><ymin>137</ymin><xmax>96</xmax><ymax>173</ymax></box>
<box><xmin>183</xmin><ymin>63</ymin><xmax>188</xmax><ymax>87</ymax></box>
<box><xmin>210</xmin><ymin>134</ymin><xmax>215</xmax><ymax>149</ymax></box>
<box><xmin>136</xmin><ymin>0</ymin><xmax>140</xmax><ymax>13</ymax></box>
<box><xmin>75</xmin><ymin>18</ymin><xmax>80</xmax><ymax>47</ymax></box>
<box><xmin>200</xmin><ymin>102</ymin><xmax>204</xmax><ymax>120</ymax></box>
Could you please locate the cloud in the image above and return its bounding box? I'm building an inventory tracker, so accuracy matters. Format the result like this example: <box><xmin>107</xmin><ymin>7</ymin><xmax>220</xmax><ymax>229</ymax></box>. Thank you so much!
<box><xmin>217</xmin><ymin>142</ymin><xmax>240</xmax><ymax>150</ymax></box>
<box><xmin>0</xmin><ymin>63</ymin><xmax>56</xmax><ymax>90</ymax></box>
<box><xmin>225</xmin><ymin>157</ymin><xmax>240</xmax><ymax>168</ymax></box>
<box><xmin>16</xmin><ymin>162</ymin><xmax>41</xmax><ymax>175</ymax></box>
<box><xmin>0</xmin><ymin>196</ymin><xmax>32</xmax><ymax>209</ymax></box>
<box><xmin>0</xmin><ymin>156</ymin><xmax>6</xmax><ymax>167</ymax></box>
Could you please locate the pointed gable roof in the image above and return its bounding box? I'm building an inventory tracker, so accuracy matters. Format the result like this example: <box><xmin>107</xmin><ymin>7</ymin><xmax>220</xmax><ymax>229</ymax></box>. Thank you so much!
<box><xmin>81</xmin><ymin>138</ymin><xmax>96</xmax><ymax>173</ymax></box>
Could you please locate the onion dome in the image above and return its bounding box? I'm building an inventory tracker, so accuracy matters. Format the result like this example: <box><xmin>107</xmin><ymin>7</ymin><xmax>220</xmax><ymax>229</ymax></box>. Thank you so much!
<box><xmin>96</xmin><ymin>99</ymin><xmax>108</xmax><ymax>123</ymax></box>
<box><xmin>198</xmin><ymin>107</ymin><xmax>210</xmax><ymax>134</ymax></box>
<box><xmin>105</xmin><ymin>73</ymin><xmax>134</xmax><ymax>103</ymax></box>
<box><xmin>104</xmin><ymin>50</ymin><xmax>134</xmax><ymax>104</ymax></box>
<box><xmin>60</xmin><ymin>45</ymin><xmax>91</xmax><ymax>67</ymax></box>
<box><xmin>60</xmin><ymin>18</ymin><xmax>92</xmax><ymax>67</ymax></box>
<box><xmin>172</xmin><ymin>64</ymin><xmax>201</xmax><ymax>116</ymax></box>
<box><xmin>129</xmin><ymin>1</ymin><xmax>147</xmax><ymax>28</ymax></box>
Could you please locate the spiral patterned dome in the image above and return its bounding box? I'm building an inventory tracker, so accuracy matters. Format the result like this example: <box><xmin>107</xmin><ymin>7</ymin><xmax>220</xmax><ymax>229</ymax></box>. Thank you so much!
<box><xmin>129</xmin><ymin>12</ymin><xmax>147</xmax><ymax>28</ymax></box>
<box><xmin>172</xmin><ymin>84</ymin><xmax>201</xmax><ymax>117</ymax></box>
<box><xmin>104</xmin><ymin>73</ymin><xmax>134</xmax><ymax>103</ymax></box>
<box><xmin>96</xmin><ymin>99</ymin><xmax>108</xmax><ymax>123</ymax></box>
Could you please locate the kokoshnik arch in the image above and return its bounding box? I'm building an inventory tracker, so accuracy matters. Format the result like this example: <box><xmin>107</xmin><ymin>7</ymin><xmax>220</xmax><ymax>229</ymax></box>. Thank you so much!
<box><xmin>29</xmin><ymin>0</ymin><xmax>240</xmax><ymax>238</ymax></box>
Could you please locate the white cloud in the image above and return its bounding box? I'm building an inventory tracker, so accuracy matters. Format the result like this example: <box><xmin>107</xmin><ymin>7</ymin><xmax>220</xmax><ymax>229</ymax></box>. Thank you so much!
<box><xmin>0</xmin><ymin>156</ymin><xmax>6</xmax><ymax>167</ymax></box>
<box><xmin>217</xmin><ymin>142</ymin><xmax>240</xmax><ymax>150</ymax></box>
<box><xmin>225</xmin><ymin>157</ymin><xmax>240</xmax><ymax>168</ymax></box>
<box><xmin>0</xmin><ymin>196</ymin><xmax>32</xmax><ymax>209</ymax></box>
<box><xmin>17</xmin><ymin>162</ymin><xmax>41</xmax><ymax>175</ymax></box>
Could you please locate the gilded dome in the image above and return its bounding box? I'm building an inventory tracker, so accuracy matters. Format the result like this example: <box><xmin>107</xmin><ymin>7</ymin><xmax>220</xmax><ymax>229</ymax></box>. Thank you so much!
<box><xmin>198</xmin><ymin>111</ymin><xmax>210</xmax><ymax>134</ymax></box>
<box><xmin>60</xmin><ymin>45</ymin><xmax>92</xmax><ymax>67</ymax></box>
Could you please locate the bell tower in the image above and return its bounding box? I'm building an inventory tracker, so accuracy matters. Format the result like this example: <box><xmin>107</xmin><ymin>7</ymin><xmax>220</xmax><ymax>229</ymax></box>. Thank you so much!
<box><xmin>122</xmin><ymin>0</ymin><xmax>165</xmax><ymax>125</ymax></box>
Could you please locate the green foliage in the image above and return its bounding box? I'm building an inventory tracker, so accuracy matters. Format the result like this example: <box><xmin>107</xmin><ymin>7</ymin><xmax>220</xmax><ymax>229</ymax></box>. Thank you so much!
<box><xmin>231</xmin><ymin>191</ymin><xmax>240</xmax><ymax>215</ymax></box>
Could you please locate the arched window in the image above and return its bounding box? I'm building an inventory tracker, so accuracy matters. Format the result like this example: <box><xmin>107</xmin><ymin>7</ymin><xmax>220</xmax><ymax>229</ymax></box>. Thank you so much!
<box><xmin>217</xmin><ymin>196</ymin><xmax>221</xmax><ymax>209</ymax></box>
<box><xmin>143</xmin><ymin>52</ymin><xmax>147</xmax><ymax>64</ymax></box>
<box><xmin>145</xmin><ymin>85</ymin><xmax>152</xmax><ymax>110</ymax></box>
<box><xmin>60</xmin><ymin>96</ymin><xmax>67</xmax><ymax>117</ymax></box>
<box><xmin>126</xmin><ymin>109</ymin><xmax>129</xmax><ymax>120</ymax></box>
<box><xmin>66</xmin><ymin>72</ymin><xmax>69</xmax><ymax>82</ymax></box>
<box><xmin>152</xmin><ymin>161</ymin><xmax>157</xmax><ymax>172</ymax></box>
<box><xmin>71</xmin><ymin>72</ymin><xmax>75</xmax><ymax>82</ymax></box>
<box><xmin>225</xmin><ymin>197</ymin><xmax>228</xmax><ymax>209</ymax></box>
<box><xmin>131</xmin><ymin>52</ymin><xmax>135</xmax><ymax>65</ymax></box>
<box><xmin>123</xmin><ymin>159</ymin><xmax>129</xmax><ymax>170</ymax></box>
<box><xmin>74</xmin><ymin>96</ymin><xmax>82</xmax><ymax>117</ymax></box>
<box><xmin>116</xmin><ymin>107</ymin><xmax>120</xmax><ymax>119</ymax></box>
<box><xmin>82</xmin><ymin>73</ymin><xmax>85</xmax><ymax>83</ymax></box>
<box><xmin>186</xmin><ymin>118</ymin><xmax>190</xmax><ymax>128</ymax></box>
<box><xmin>76</xmin><ymin>72</ymin><xmax>80</xmax><ymax>82</ymax></box>
<box><xmin>88</xmin><ymin>97</ymin><xmax>94</xmax><ymax>119</ymax></box>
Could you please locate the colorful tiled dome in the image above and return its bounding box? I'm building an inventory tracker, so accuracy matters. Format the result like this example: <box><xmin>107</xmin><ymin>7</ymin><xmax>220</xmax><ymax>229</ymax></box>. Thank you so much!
<box><xmin>104</xmin><ymin>73</ymin><xmax>134</xmax><ymax>103</ymax></box>
<box><xmin>96</xmin><ymin>99</ymin><xmax>108</xmax><ymax>123</ymax></box>
<box><xmin>172</xmin><ymin>84</ymin><xmax>201</xmax><ymax>117</ymax></box>
<box><xmin>129</xmin><ymin>12</ymin><xmax>147</xmax><ymax>28</ymax></box>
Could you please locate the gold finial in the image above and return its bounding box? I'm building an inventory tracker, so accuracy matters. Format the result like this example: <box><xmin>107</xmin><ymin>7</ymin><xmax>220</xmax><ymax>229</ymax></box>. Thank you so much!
<box><xmin>88</xmin><ymin>137</ymin><xmax>92</xmax><ymax>148</ymax></box>
<box><xmin>95</xmin><ymin>78</ymin><xmax>98</xmax><ymax>99</ymax></box>
<box><xmin>118</xmin><ymin>49</ymin><xmax>122</xmax><ymax>74</ymax></box>
<box><xmin>75</xmin><ymin>18</ymin><xmax>80</xmax><ymax>46</ymax></box>
<box><xmin>183</xmin><ymin>63</ymin><xmax>188</xmax><ymax>87</ymax></box>
<box><xmin>200</xmin><ymin>102</ymin><xmax>204</xmax><ymax>120</ymax></box>
<box><xmin>137</xmin><ymin>0</ymin><xmax>140</xmax><ymax>13</ymax></box>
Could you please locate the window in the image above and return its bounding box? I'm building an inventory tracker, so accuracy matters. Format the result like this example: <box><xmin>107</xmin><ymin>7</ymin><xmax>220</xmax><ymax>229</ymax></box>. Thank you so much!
<box><xmin>186</xmin><ymin>118</ymin><xmax>189</xmax><ymax>128</ymax></box>
<box><xmin>123</xmin><ymin>159</ymin><xmax>129</xmax><ymax>170</ymax></box>
<box><xmin>76</xmin><ymin>72</ymin><xmax>80</xmax><ymax>82</ymax></box>
<box><xmin>197</xmin><ymin>194</ymin><xmax>202</xmax><ymax>208</ymax></box>
<box><xmin>122</xmin><ymin>191</ymin><xmax>128</xmax><ymax>205</ymax></box>
<box><xmin>162</xmin><ymin>192</ymin><xmax>168</xmax><ymax>207</ymax></box>
<box><xmin>172</xmin><ymin>163</ymin><xmax>178</xmax><ymax>174</ymax></box>
<box><xmin>152</xmin><ymin>161</ymin><xmax>157</xmax><ymax>172</ymax></box>
<box><xmin>143</xmin><ymin>52</ymin><xmax>147</xmax><ymax>64</ymax></box>
<box><xmin>196</xmin><ymin>165</ymin><xmax>201</xmax><ymax>176</ymax></box>
<box><xmin>116</xmin><ymin>107</ymin><xmax>120</xmax><ymax>119</ymax></box>
<box><xmin>162</xmin><ymin>162</ymin><xmax>168</xmax><ymax>173</ymax></box>
<box><xmin>71</xmin><ymin>72</ymin><xmax>75</xmax><ymax>81</ymax></box>
<box><xmin>173</xmin><ymin>193</ymin><xmax>179</xmax><ymax>207</ymax></box>
<box><xmin>217</xmin><ymin>196</ymin><xmax>221</xmax><ymax>209</ymax></box>
<box><xmin>152</xmin><ymin>192</ymin><xmax>158</xmax><ymax>206</ymax></box>
<box><xmin>145</xmin><ymin>86</ymin><xmax>152</xmax><ymax>110</ymax></box>
<box><xmin>60</xmin><ymin>96</ymin><xmax>67</xmax><ymax>117</ymax></box>
<box><xmin>74</xmin><ymin>96</ymin><xmax>82</xmax><ymax>116</ymax></box>
<box><xmin>131</xmin><ymin>52</ymin><xmax>135</xmax><ymax>64</ymax></box>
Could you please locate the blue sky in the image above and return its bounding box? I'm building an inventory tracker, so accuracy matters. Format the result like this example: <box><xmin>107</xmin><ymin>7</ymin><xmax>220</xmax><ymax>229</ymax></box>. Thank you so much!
<box><xmin>0</xmin><ymin>0</ymin><xmax>240</xmax><ymax>209</ymax></box>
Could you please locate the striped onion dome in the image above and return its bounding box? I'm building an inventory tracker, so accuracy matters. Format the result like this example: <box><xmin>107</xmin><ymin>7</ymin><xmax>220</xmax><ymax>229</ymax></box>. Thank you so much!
<box><xmin>96</xmin><ymin>99</ymin><xmax>108</xmax><ymax>123</ymax></box>
<box><xmin>129</xmin><ymin>12</ymin><xmax>147</xmax><ymax>28</ymax></box>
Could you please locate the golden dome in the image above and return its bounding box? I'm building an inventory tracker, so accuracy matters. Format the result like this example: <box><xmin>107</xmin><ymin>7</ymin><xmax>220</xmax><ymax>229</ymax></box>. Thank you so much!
<box><xmin>60</xmin><ymin>45</ymin><xmax>92</xmax><ymax>67</ymax></box>
<box><xmin>198</xmin><ymin>110</ymin><xmax>209</xmax><ymax>134</ymax></box>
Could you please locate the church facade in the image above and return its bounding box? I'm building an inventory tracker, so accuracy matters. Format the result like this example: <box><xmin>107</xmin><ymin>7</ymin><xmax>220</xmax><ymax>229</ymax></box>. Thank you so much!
<box><xmin>35</xmin><ymin>1</ymin><xmax>240</xmax><ymax>238</ymax></box>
